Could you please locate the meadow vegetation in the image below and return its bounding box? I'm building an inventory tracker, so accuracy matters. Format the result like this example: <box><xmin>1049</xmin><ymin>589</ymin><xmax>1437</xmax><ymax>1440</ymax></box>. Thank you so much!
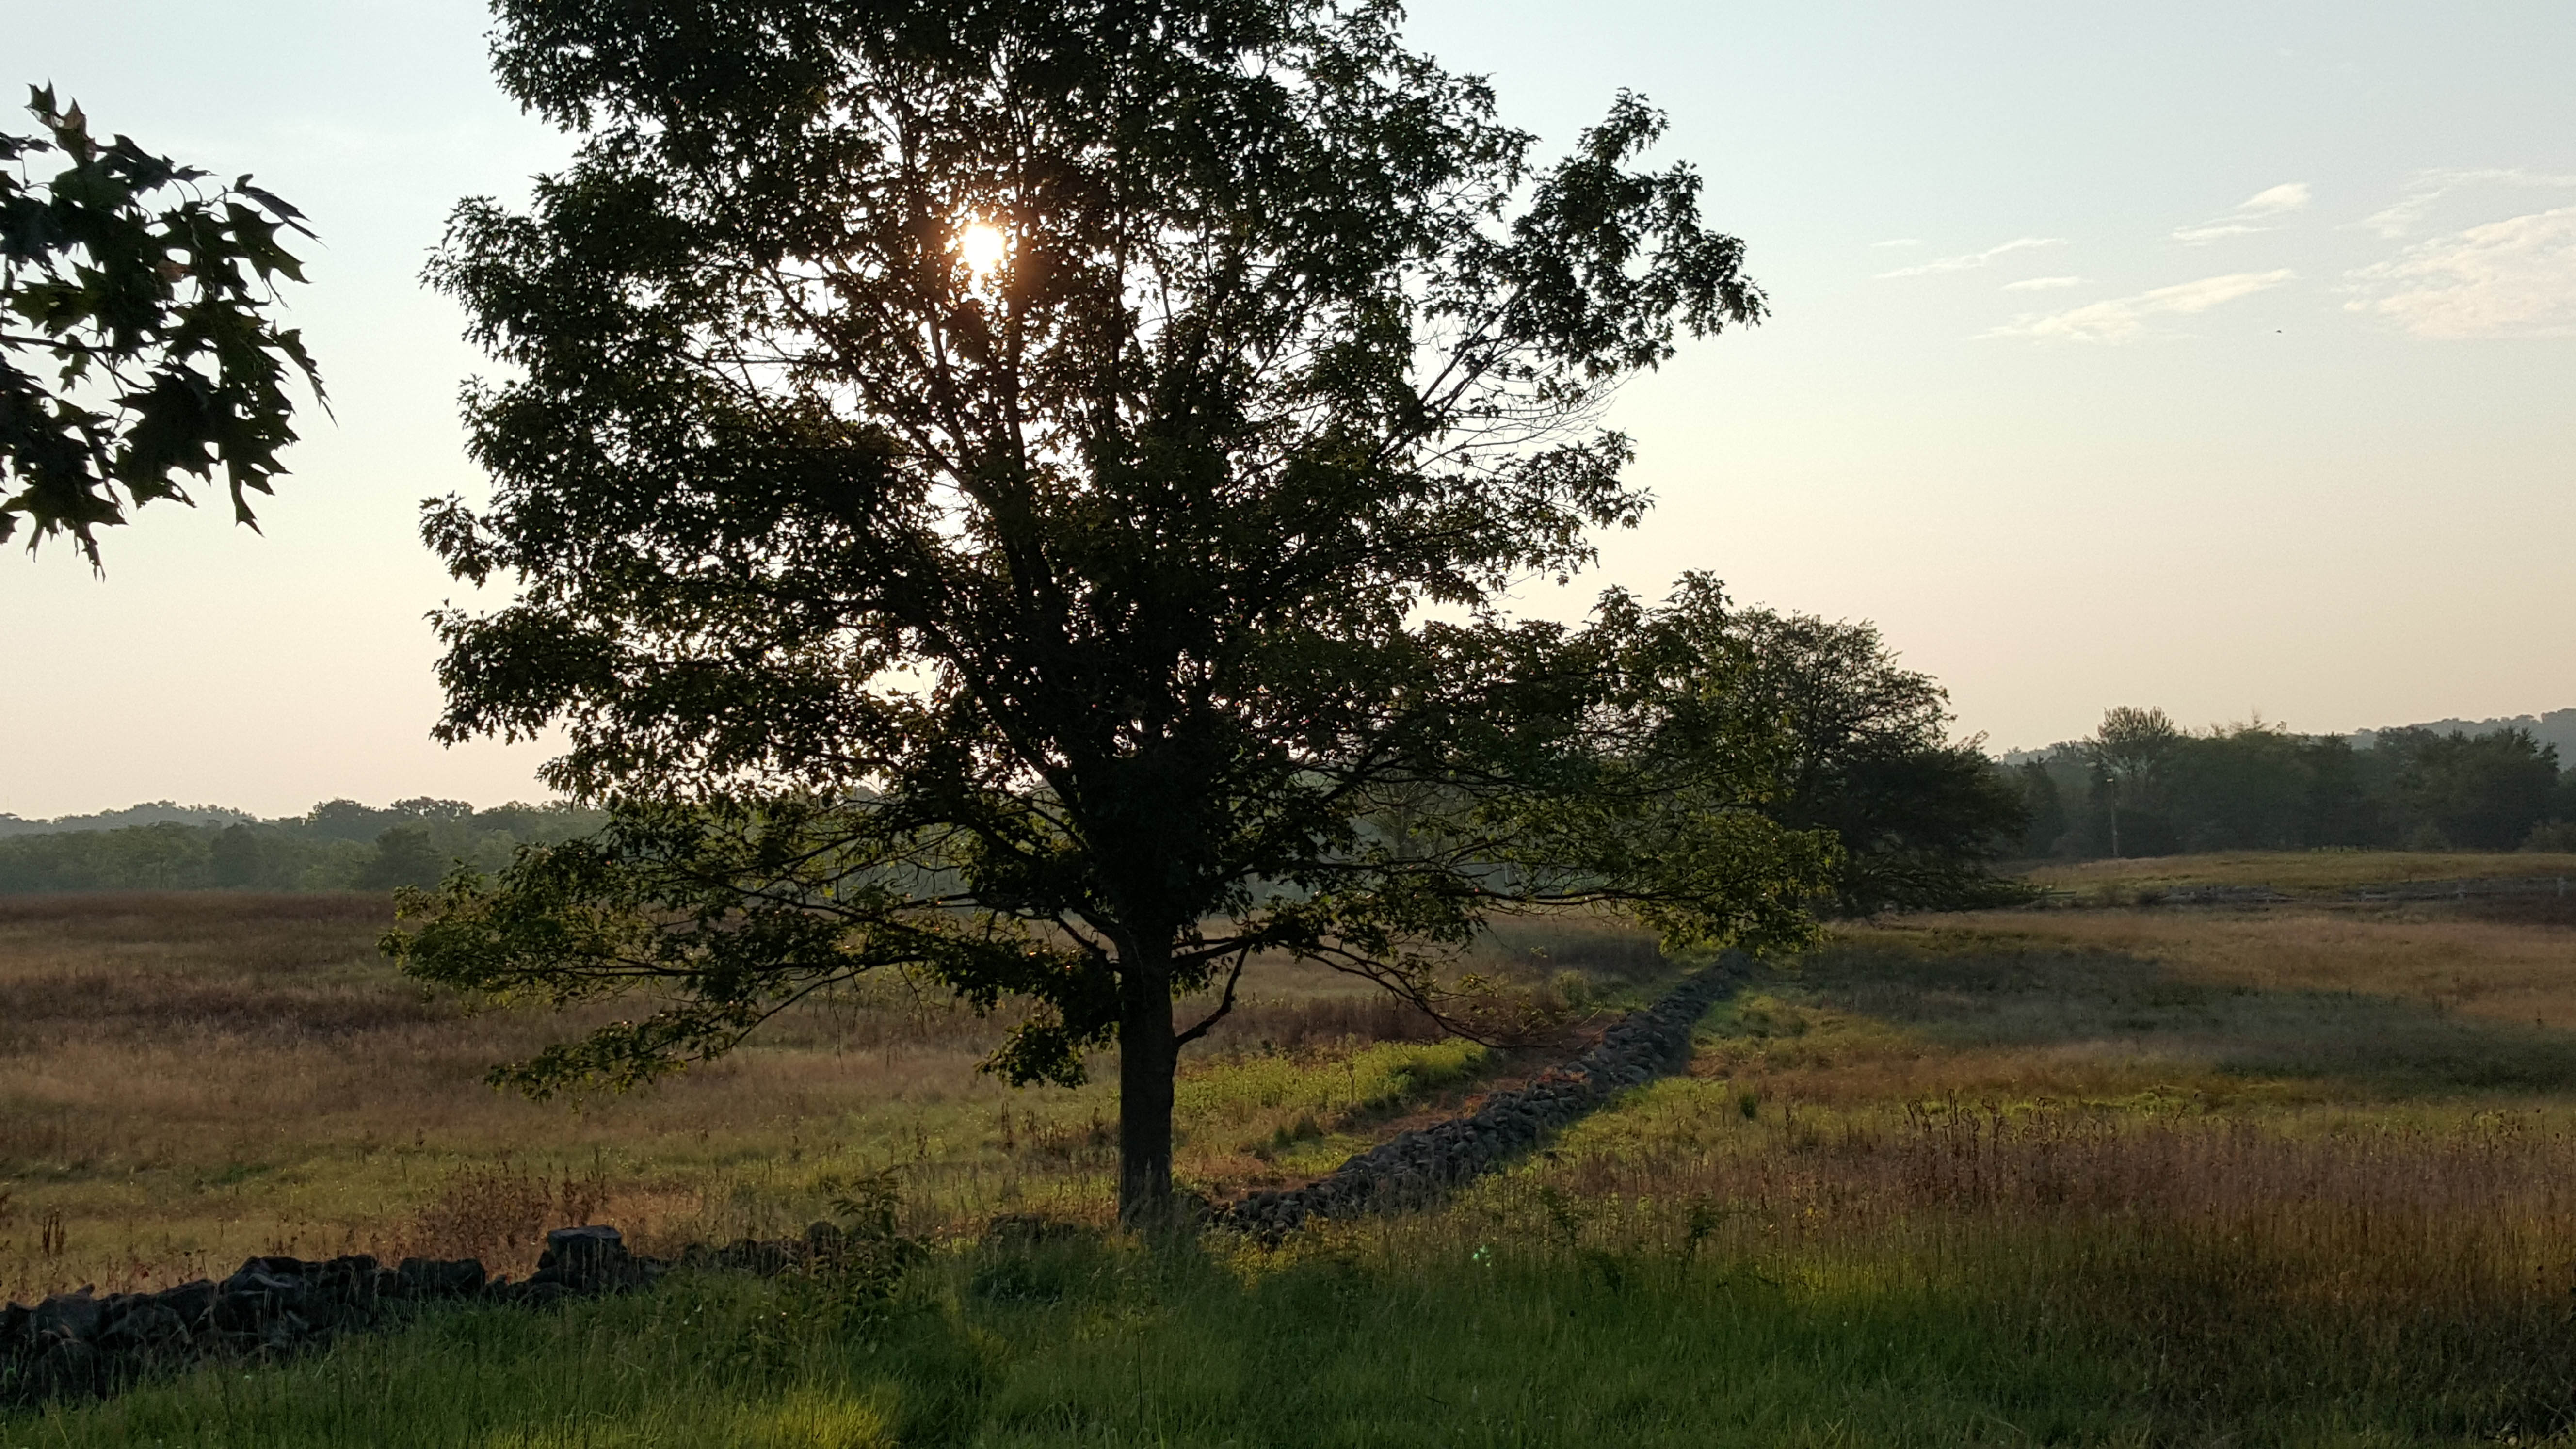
<box><xmin>12</xmin><ymin>887</ymin><xmax>2576</xmax><ymax>1443</ymax></box>
<box><xmin>2024</xmin><ymin>848</ymin><xmax>2576</xmax><ymax>897</ymax></box>
<box><xmin>0</xmin><ymin>895</ymin><xmax>1637</xmax><ymax>1304</ymax></box>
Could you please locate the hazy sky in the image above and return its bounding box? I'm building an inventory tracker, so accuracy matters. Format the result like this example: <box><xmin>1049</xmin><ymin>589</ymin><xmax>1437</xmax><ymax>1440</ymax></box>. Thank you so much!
<box><xmin>4</xmin><ymin>2</ymin><xmax>2571</xmax><ymax>819</ymax></box>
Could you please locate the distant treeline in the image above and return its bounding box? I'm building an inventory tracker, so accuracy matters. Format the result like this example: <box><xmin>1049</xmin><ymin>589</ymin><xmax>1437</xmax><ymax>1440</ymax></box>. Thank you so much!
<box><xmin>2010</xmin><ymin>710</ymin><xmax>2576</xmax><ymax>859</ymax></box>
<box><xmin>11</xmin><ymin>707</ymin><xmax>2571</xmax><ymax>895</ymax></box>
<box><xmin>0</xmin><ymin>799</ymin><xmax>608</xmax><ymax>894</ymax></box>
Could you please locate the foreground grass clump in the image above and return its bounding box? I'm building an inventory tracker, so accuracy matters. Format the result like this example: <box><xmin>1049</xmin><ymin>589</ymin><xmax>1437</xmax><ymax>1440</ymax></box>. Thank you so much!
<box><xmin>4</xmin><ymin>1235</ymin><xmax>2133</xmax><ymax>1448</ymax></box>
<box><xmin>2</xmin><ymin>1271</ymin><xmax>960</xmax><ymax>1449</ymax></box>
<box><xmin>18</xmin><ymin>1214</ymin><xmax>2575</xmax><ymax>1448</ymax></box>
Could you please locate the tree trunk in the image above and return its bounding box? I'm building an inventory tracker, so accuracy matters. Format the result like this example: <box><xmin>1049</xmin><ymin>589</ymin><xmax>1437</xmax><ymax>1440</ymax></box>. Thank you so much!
<box><xmin>1115</xmin><ymin>944</ymin><xmax>1178</xmax><ymax>1229</ymax></box>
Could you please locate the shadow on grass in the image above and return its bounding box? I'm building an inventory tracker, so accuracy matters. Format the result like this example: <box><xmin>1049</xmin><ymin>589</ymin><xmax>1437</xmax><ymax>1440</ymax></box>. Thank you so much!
<box><xmin>19</xmin><ymin>1227</ymin><xmax>2573</xmax><ymax>1447</ymax></box>
<box><xmin>1792</xmin><ymin>933</ymin><xmax>2576</xmax><ymax>1095</ymax></box>
<box><xmin>914</xmin><ymin>1230</ymin><xmax>2576</xmax><ymax>1446</ymax></box>
<box><xmin>954</xmin><ymin>1229</ymin><xmax>2145</xmax><ymax>1447</ymax></box>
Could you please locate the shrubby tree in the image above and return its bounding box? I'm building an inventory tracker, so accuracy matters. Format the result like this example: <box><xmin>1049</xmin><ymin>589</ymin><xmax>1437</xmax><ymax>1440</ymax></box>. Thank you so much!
<box><xmin>1692</xmin><ymin>601</ymin><xmax>2027</xmax><ymax>910</ymax></box>
<box><xmin>2</xmin><ymin>87</ymin><xmax>322</xmax><ymax>564</ymax></box>
<box><xmin>209</xmin><ymin>821</ymin><xmax>298</xmax><ymax>889</ymax></box>
<box><xmin>2380</xmin><ymin>727</ymin><xmax>2561</xmax><ymax>851</ymax></box>
<box><xmin>355</xmin><ymin>826</ymin><xmax>457</xmax><ymax>893</ymax></box>
<box><xmin>0</xmin><ymin>798</ymin><xmax>612</xmax><ymax>894</ymax></box>
<box><xmin>2160</xmin><ymin>722</ymin><xmax>2375</xmax><ymax>853</ymax></box>
<box><xmin>304</xmin><ymin>798</ymin><xmax>468</xmax><ymax>843</ymax></box>
<box><xmin>387</xmin><ymin>0</ymin><xmax>1836</xmax><ymax>1223</ymax></box>
<box><xmin>0</xmin><ymin>800</ymin><xmax>252</xmax><ymax>836</ymax></box>
<box><xmin>2012</xmin><ymin>760</ymin><xmax>2065</xmax><ymax>858</ymax></box>
<box><xmin>2086</xmin><ymin>706</ymin><xmax>2185</xmax><ymax>857</ymax></box>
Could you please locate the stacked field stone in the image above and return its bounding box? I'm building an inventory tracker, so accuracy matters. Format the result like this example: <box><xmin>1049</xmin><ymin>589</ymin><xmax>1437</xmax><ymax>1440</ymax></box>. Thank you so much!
<box><xmin>1221</xmin><ymin>953</ymin><xmax>1743</xmax><ymax>1237</ymax></box>
<box><xmin>0</xmin><ymin>1225</ymin><xmax>649</xmax><ymax>1407</ymax></box>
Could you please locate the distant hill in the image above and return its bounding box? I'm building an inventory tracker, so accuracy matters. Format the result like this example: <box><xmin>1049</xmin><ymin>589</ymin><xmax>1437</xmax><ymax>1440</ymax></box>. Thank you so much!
<box><xmin>0</xmin><ymin>801</ymin><xmax>258</xmax><ymax>837</ymax></box>
<box><xmin>2003</xmin><ymin>707</ymin><xmax>2576</xmax><ymax>764</ymax></box>
<box><xmin>0</xmin><ymin>797</ymin><xmax>608</xmax><ymax>894</ymax></box>
<box><xmin>2352</xmin><ymin>708</ymin><xmax>2576</xmax><ymax>760</ymax></box>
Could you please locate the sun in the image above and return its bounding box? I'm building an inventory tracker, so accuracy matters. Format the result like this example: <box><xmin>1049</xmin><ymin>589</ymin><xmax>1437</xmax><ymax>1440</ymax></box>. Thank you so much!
<box><xmin>958</xmin><ymin>221</ymin><xmax>1007</xmax><ymax>285</ymax></box>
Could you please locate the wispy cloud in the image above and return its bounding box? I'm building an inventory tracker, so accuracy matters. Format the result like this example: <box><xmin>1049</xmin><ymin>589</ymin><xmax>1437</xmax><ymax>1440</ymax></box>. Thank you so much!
<box><xmin>2346</xmin><ymin>206</ymin><xmax>2576</xmax><ymax>338</ymax></box>
<box><xmin>1878</xmin><ymin>236</ymin><xmax>2064</xmax><ymax>279</ymax></box>
<box><xmin>1873</xmin><ymin>237</ymin><xmax>1923</xmax><ymax>248</ymax></box>
<box><xmin>2172</xmin><ymin>183</ymin><xmax>2310</xmax><ymax>244</ymax></box>
<box><xmin>2002</xmin><ymin>275</ymin><xmax>2085</xmax><ymax>291</ymax></box>
<box><xmin>1986</xmin><ymin>270</ymin><xmax>2295</xmax><ymax>343</ymax></box>
<box><xmin>2361</xmin><ymin>169</ymin><xmax>2576</xmax><ymax>238</ymax></box>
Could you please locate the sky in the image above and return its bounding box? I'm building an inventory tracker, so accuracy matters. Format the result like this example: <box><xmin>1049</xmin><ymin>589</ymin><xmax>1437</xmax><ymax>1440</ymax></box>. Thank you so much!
<box><xmin>3</xmin><ymin>1</ymin><xmax>2571</xmax><ymax>820</ymax></box>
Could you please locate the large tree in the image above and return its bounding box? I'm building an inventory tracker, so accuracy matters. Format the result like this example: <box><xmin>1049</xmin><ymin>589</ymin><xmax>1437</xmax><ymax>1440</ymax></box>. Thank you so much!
<box><xmin>2</xmin><ymin>87</ymin><xmax>322</xmax><ymax>564</ymax></box>
<box><xmin>391</xmin><ymin>0</ymin><xmax>1833</xmax><ymax>1223</ymax></box>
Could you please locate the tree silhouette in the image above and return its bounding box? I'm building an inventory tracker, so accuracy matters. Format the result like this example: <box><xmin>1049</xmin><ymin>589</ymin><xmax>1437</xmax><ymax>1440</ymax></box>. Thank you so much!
<box><xmin>2</xmin><ymin>87</ymin><xmax>322</xmax><ymax>564</ymax></box>
<box><xmin>388</xmin><ymin>0</ymin><xmax>1830</xmax><ymax>1223</ymax></box>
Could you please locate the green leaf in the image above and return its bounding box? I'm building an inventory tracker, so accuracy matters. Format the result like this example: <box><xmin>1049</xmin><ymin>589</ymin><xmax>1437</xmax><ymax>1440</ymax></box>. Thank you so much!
<box><xmin>2</xmin><ymin>90</ymin><xmax>318</xmax><ymax>565</ymax></box>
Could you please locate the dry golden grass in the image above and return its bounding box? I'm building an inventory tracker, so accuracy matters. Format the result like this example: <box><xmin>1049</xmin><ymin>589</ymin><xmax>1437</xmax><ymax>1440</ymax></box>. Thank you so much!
<box><xmin>0</xmin><ymin>894</ymin><xmax>1624</xmax><ymax>1304</ymax></box>
<box><xmin>1396</xmin><ymin>901</ymin><xmax>2576</xmax><ymax>1428</ymax></box>
<box><xmin>1445</xmin><ymin>1086</ymin><xmax>2576</xmax><ymax>1427</ymax></box>
<box><xmin>0</xmin><ymin>893</ymin><xmax>1069</xmax><ymax>1299</ymax></box>
<box><xmin>1577</xmin><ymin>904</ymin><xmax>2576</xmax><ymax>1120</ymax></box>
<box><xmin>21</xmin><ymin>885</ymin><xmax>2576</xmax><ymax>1440</ymax></box>
<box><xmin>20</xmin><ymin>878</ymin><xmax>2576</xmax><ymax>1433</ymax></box>
<box><xmin>1874</xmin><ymin>902</ymin><xmax>2576</xmax><ymax>1031</ymax></box>
<box><xmin>2023</xmin><ymin>849</ymin><xmax>2576</xmax><ymax>896</ymax></box>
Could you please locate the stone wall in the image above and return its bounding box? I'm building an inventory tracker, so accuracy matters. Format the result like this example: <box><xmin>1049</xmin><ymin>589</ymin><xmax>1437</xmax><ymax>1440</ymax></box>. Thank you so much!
<box><xmin>1221</xmin><ymin>953</ymin><xmax>1743</xmax><ymax>1236</ymax></box>
<box><xmin>0</xmin><ymin>1225</ymin><xmax>650</xmax><ymax>1408</ymax></box>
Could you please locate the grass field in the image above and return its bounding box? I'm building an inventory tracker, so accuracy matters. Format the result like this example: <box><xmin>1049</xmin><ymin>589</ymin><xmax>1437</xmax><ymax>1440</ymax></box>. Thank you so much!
<box><xmin>11</xmin><ymin>881</ymin><xmax>2576</xmax><ymax>1444</ymax></box>
<box><xmin>2023</xmin><ymin>849</ymin><xmax>2576</xmax><ymax>898</ymax></box>
<box><xmin>0</xmin><ymin>894</ymin><xmax>1648</xmax><ymax>1304</ymax></box>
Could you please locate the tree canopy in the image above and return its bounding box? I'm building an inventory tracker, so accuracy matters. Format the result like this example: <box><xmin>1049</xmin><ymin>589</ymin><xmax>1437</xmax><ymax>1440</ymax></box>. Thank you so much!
<box><xmin>389</xmin><ymin>0</ymin><xmax>1834</xmax><ymax>1223</ymax></box>
<box><xmin>1</xmin><ymin>87</ymin><xmax>322</xmax><ymax>564</ymax></box>
<box><xmin>2382</xmin><ymin>727</ymin><xmax>2562</xmax><ymax>852</ymax></box>
<box><xmin>1705</xmin><ymin>604</ymin><xmax>2027</xmax><ymax>912</ymax></box>
<box><xmin>2011</xmin><ymin>712</ymin><xmax>2576</xmax><ymax>858</ymax></box>
<box><xmin>0</xmin><ymin>797</ymin><xmax>609</xmax><ymax>895</ymax></box>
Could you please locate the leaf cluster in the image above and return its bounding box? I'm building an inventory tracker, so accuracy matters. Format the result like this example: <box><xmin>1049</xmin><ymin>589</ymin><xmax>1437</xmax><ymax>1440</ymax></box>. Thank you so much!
<box><xmin>1</xmin><ymin>86</ymin><xmax>322</xmax><ymax>564</ymax></box>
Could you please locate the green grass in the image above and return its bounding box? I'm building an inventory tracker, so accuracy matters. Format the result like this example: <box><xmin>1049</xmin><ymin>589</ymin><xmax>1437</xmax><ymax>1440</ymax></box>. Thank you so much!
<box><xmin>1175</xmin><ymin>1039</ymin><xmax>1492</xmax><ymax>1176</ymax></box>
<box><xmin>0</xmin><ymin>1241</ymin><xmax>2137</xmax><ymax>1448</ymax></box>
<box><xmin>18</xmin><ymin>1222</ymin><xmax>2570</xmax><ymax>1448</ymax></box>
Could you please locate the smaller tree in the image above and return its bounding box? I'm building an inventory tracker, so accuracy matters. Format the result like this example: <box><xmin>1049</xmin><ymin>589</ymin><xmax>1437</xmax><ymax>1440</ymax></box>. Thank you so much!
<box><xmin>209</xmin><ymin>821</ymin><xmax>295</xmax><ymax>889</ymax></box>
<box><xmin>2</xmin><ymin>86</ymin><xmax>322</xmax><ymax>564</ymax></box>
<box><xmin>2012</xmin><ymin>760</ymin><xmax>2066</xmax><ymax>858</ymax></box>
<box><xmin>1700</xmin><ymin>601</ymin><xmax>2027</xmax><ymax>910</ymax></box>
<box><xmin>2381</xmin><ymin>727</ymin><xmax>2560</xmax><ymax>850</ymax></box>
<box><xmin>2087</xmin><ymin>706</ymin><xmax>2184</xmax><ymax>858</ymax></box>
